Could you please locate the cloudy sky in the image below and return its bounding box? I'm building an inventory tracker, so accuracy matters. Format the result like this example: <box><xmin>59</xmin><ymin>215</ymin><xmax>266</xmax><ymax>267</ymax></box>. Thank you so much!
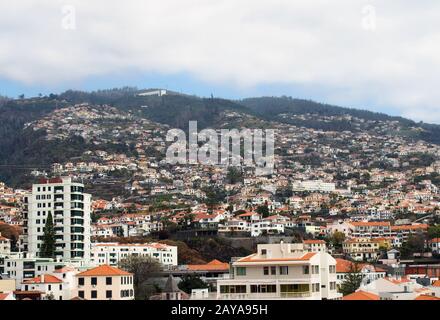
<box><xmin>1</xmin><ymin>1</ymin><xmax>440</xmax><ymax>123</ymax></box>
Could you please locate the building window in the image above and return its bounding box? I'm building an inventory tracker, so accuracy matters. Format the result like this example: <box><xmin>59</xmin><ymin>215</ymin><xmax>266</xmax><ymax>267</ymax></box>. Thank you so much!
<box><xmin>91</xmin><ymin>277</ymin><xmax>97</xmax><ymax>286</ymax></box>
<box><xmin>279</xmin><ymin>266</ymin><xmax>289</xmax><ymax>275</ymax></box>
<box><xmin>263</xmin><ymin>267</ymin><xmax>269</xmax><ymax>275</ymax></box>
<box><xmin>303</xmin><ymin>266</ymin><xmax>310</xmax><ymax>274</ymax></box>
<box><xmin>270</xmin><ymin>266</ymin><xmax>276</xmax><ymax>275</ymax></box>
<box><xmin>106</xmin><ymin>290</ymin><xmax>112</xmax><ymax>299</ymax></box>
<box><xmin>106</xmin><ymin>277</ymin><xmax>112</xmax><ymax>285</ymax></box>
<box><xmin>78</xmin><ymin>278</ymin><xmax>84</xmax><ymax>286</ymax></box>
<box><xmin>312</xmin><ymin>283</ymin><xmax>320</xmax><ymax>292</ymax></box>
<box><xmin>91</xmin><ymin>291</ymin><xmax>97</xmax><ymax>299</ymax></box>
<box><xmin>312</xmin><ymin>265</ymin><xmax>319</xmax><ymax>274</ymax></box>
<box><xmin>236</xmin><ymin>267</ymin><xmax>246</xmax><ymax>276</ymax></box>
<box><xmin>78</xmin><ymin>291</ymin><xmax>84</xmax><ymax>298</ymax></box>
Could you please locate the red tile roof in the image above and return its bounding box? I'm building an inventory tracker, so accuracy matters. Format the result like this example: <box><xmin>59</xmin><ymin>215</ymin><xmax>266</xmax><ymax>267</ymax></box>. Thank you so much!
<box><xmin>187</xmin><ymin>259</ymin><xmax>229</xmax><ymax>271</ymax></box>
<box><xmin>0</xmin><ymin>293</ymin><xmax>10</xmax><ymax>300</ymax></box>
<box><xmin>238</xmin><ymin>252</ymin><xmax>316</xmax><ymax>263</ymax></box>
<box><xmin>23</xmin><ymin>274</ymin><xmax>63</xmax><ymax>284</ymax></box>
<box><xmin>342</xmin><ymin>290</ymin><xmax>380</xmax><ymax>300</ymax></box>
<box><xmin>391</xmin><ymin>224</ymin><xmax>428</xmax><ymax>231</ymax></box>
<box><xmin>432</xmin><ymin>280</ymin><xmax>440</xmax><ymax>287</ymax></box>
<box><xmin>351</xmin><ymin>222</ymin><xmax>390</xmax><ymax>227</ymax></box>
<box><xmin>76</xmin><ymin>265</ymin><xmax>132</xmax><ymax>277</ymax></box>
<box><xmin>384</xmin><ymin>277</ymin><xmax>411</xmax><ymax>285</ymax></box>
<box><xmin>415</xmin><ymin>295</ymin><xmax>440</xmax><ymax>300</ymax></box>
<box><xmin>303</xmin><ymin>240</ymin><xmax>326</xmax><ymax>244</ymax></box>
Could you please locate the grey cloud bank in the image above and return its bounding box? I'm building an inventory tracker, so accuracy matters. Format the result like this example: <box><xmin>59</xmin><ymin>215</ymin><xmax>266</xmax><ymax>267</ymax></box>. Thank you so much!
<box><xmin>0</xmin><ymin>1</ymin><xmax>440</xmax><ymax>123</ymax></box>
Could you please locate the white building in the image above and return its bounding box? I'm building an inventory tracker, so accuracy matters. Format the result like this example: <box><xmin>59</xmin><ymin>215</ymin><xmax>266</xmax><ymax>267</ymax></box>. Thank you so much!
<box><xmin>2</xmin><ymin>255</ymin><xmax>58</xmax><ymax>289</ymax></box>
<box><xmin>21</xmin><ymin>274</ymin><xmax>65</xmax><ymax>300</ymax></box>
<box><xmin>216</xmin><ymin>242</ymin><xmax>341</xmax><ymax>300</ymax></box>
<box><xmin>250</xmin><ymin>221</ymin><xmax>285</xmax><ymax>237</ymax></box>
<box><xmin>292</xmin><ymin>180</ymin><xmax>336</xmax><ymax>193</ymax></box>
<box><xmin>75</xmin><ymin>265</ymin><xmax>134</xmax><ymax>300</ymax></box>
<box><xmin>0</xmin><ymin>233</ymin><xmax>11</xmax><ymax>254</ymax></box>
<box><xmin>91</xmin><ymin>242</ymin><xmax>178</xmax><ymax>268</ymax></box>
<box><xmin>21</xmin><ymin>177</ymin><xmax>92</xmax><ymax>262</ymax></box>
<box><xmin>360</xmin><ymin>277</ymin><xmax>433</xmax><ymax>300</ymax></box>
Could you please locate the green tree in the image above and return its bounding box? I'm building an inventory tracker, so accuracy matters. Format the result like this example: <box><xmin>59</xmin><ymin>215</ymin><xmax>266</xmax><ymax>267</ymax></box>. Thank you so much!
<box><xmin>119</xmin><ymin>255</ymin><xmax>162</xmax><ymax>300</ymax></box>
<box><xmin>225</xmin><ymin>167</ymin><xmax>243</xmax><ymax>185</ymax></box>
<box><xmin>46</xmin><ymin>292</ymin><xmax>55</xmax><ymax>300</ymax></box>
<box><xmin>401</xmin><ymin>234</ymin><xmax>426</xmax><ymax>258</ymax></box>
<box><xmin>256</xmin><ymin>205</ymin><xmax>270</xmax><ymax>218</ymax></box>
<box><xmin>339</xmin><ymin>262</ymin><xmax>363</xmax><ymax>296</ymax></box>
<box><xmin>428</xmin><ymin>225</ymin><xmax>440</xmax><ymax>239</ymax></box>
<box><xmin>40</xmin><ymin>212</ymin><xmax>55</xmax><ymax>258</ymax></box>
<box><xmin>178</xmin><ymin>274</ymin><xmax>209</xmax><ymax>294</ymax></box>
<box><xmin>327</xmin><ymin>231</ymin><xmax>346</xmax><ymax>250</ymax></box>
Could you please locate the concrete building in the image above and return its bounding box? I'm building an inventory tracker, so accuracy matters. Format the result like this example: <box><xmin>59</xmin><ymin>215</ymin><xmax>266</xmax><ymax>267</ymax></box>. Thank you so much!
<box><xmin>91</xmin><ymin>242</ymin><xmax>178</xmax><ymax>268</ymax></box>
<box><xmin>0</xmin><ymin>233</ymin><xmax>11</xmax><ymax>254</ymax></box>
<box><xmin>216</xmin><ymin>242</ymin><xmax>341</xmax><ymax>300</ymax></box>
<box><xmin>21</xmin><ymin>177</ymin><xmax>92</xmax><ymax>262</ymax></box>
<box><xmin>342</xmin><ymin>238</ymin><xmax>382</xmax><ymax>261</ymax></box>
<box><xmin>75</xmin><ymin>265</ymin><xmax>134</xmax><ymax>300</ymax></box>
<box><xmin>21</xmin><ymin>274</ymin><xmax>65</xmax><ymax>300</ymax></box>
<box><xmin>292</xmin><ymin>180</ymin><xmax>336</xmax><ymax>193</ymax></box>
<box><xmin>303</xmin><ymin>240</ymin><xmax>327</xmax><ymax>253</ymax></box>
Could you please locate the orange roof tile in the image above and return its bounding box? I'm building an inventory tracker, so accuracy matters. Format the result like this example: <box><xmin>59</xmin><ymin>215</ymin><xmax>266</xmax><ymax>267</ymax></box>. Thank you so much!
<box><xmin>76</xmin><ymin>265</ymin><xmax>132</xmax><ymax>277</ymax></box>
<box><xmin>23</xmin><ymin>274</ymin><xmax>63</xmax><ymax>284</ymax></box>
<box><xmin>237</xmin><ymin>252</ymin><xmax>316</xmax><ymax>263</ymax></box>
<box><xmin>0</xmin><ymin>293</ymin><xmax>10</xmax><ymax>300</ymax></box>
<box><xmin>303</xmin><ymin>240</ymin><xmax>326</xmax><ymax>244</ymax></box>
<box><xmin>415</xmin><ymin>295</ymin><xmax>440</xmax><ymax>300</ymax></box>
<box><xmin>342</xmin><ymin>290</ymin><xmax>380</xmax><ymax>300</ymax></box>
<box><xmin>53</xmin><ymin>266</ymin><xmax>76</xmax><ymax>273</ymax></box>
<box><xmin>391</xmin><ymin>224</ymin><xmax>428</xmax><ymax>231</ymax></box>
<box><xmin>431</xmin><ymin>280</ymin><xmax>440</xmax><ymax>287</ymax></box>
<box><xmin>187</xmin><ymin>259</ymin><xmax>230</xmax><ymax>271</ymax></box>
<box><xmin>385</xmin><ymin>277</ymin><xmax>411</xmax><ymax>284</ymax></box>
<box><xmin>351</xmin><ymin>222</ymin><xmax>390</xmax><ymax>227</ymax></box>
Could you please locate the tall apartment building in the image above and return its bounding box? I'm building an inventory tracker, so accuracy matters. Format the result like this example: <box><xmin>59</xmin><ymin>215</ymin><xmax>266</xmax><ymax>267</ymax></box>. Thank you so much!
<box><xmin>21</xmin><ymin>177</ymin><xmax>91</xmax><ymax>262</ymax></box>
<box><xmin>217</xmin><ymin>242</ymin><xmax>341</xmax><ymax>300</ymax></box>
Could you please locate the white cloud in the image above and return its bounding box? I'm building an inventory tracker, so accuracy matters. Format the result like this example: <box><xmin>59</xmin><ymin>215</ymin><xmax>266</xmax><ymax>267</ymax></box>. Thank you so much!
<box><xmin>1</xmin><ymin>0</ymin><xmax>440</xmax><ymax>122</ymax></box>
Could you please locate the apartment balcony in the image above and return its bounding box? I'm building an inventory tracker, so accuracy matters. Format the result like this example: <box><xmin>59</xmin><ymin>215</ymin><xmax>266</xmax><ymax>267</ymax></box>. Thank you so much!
<box><xmin>217</xmin><ymin>292</ymin><xmax>313</xmax><ymax>300</ymax></box>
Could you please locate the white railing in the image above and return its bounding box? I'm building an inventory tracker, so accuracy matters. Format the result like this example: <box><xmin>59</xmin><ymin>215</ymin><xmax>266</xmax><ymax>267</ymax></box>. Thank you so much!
<box><xmin>217</xmin><ymin>292</ymin><xmax>312</xmax><ymax>300</ymax></box>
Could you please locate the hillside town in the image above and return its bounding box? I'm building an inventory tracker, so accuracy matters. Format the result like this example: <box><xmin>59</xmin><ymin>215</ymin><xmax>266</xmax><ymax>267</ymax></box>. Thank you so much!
<box><xmin>1</xmin><ymin>104</ymin><xmax>440</xmax><ymax>300</ymax></box>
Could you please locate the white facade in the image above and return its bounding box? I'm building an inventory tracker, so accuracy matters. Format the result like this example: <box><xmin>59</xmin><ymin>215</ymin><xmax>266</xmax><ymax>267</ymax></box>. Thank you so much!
<box><xmin>217</xmin><ymin>242</ymin><xmax>341</xmax><ymax>300</ymax></box>
<box><xmin>0</xmin><ymin>233</ymin><xmax>11</xmax><ymax>254</ymax></box>
<box><xmin>251</xmin><ymin>221</ymin><xmax>285</xmax><ymax>237</ymax></box>
<box><xmin>292</xmin><ymin>180</ymin><xmax>336</xmax><ymax>193</ymax></box>
<box><xmin>91</xmin><ymin>242</ymin><xmax>178</xmax><ymax>268</ymax></box>
<box><xmin>21</xmin><ymin>177</ymin><xmax>92</xmax><ymax>262</ymax></box>
<box><xmin>1</xmin><ymin>256</ymin><xmax>58</xmax><ymax>289</ymax></box>
<box><xmin>21</xmin><ymin>274</ymin><xmax>66</xmax><ymax>300</ymax></box>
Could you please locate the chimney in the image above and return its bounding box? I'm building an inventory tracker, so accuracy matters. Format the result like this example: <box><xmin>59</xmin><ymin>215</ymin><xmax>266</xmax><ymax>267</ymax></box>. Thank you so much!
<box><xmin>41</xmin><ymin>274</ymin><xmax>45</xmax><ymax>283</ymax></box>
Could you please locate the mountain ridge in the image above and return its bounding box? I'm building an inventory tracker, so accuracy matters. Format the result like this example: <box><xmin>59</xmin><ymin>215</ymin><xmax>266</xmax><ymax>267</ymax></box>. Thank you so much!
<box><xmin>1</xmin><ymin>87</ymin><xmax>440</xmax><ymax>186</ymax></box>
